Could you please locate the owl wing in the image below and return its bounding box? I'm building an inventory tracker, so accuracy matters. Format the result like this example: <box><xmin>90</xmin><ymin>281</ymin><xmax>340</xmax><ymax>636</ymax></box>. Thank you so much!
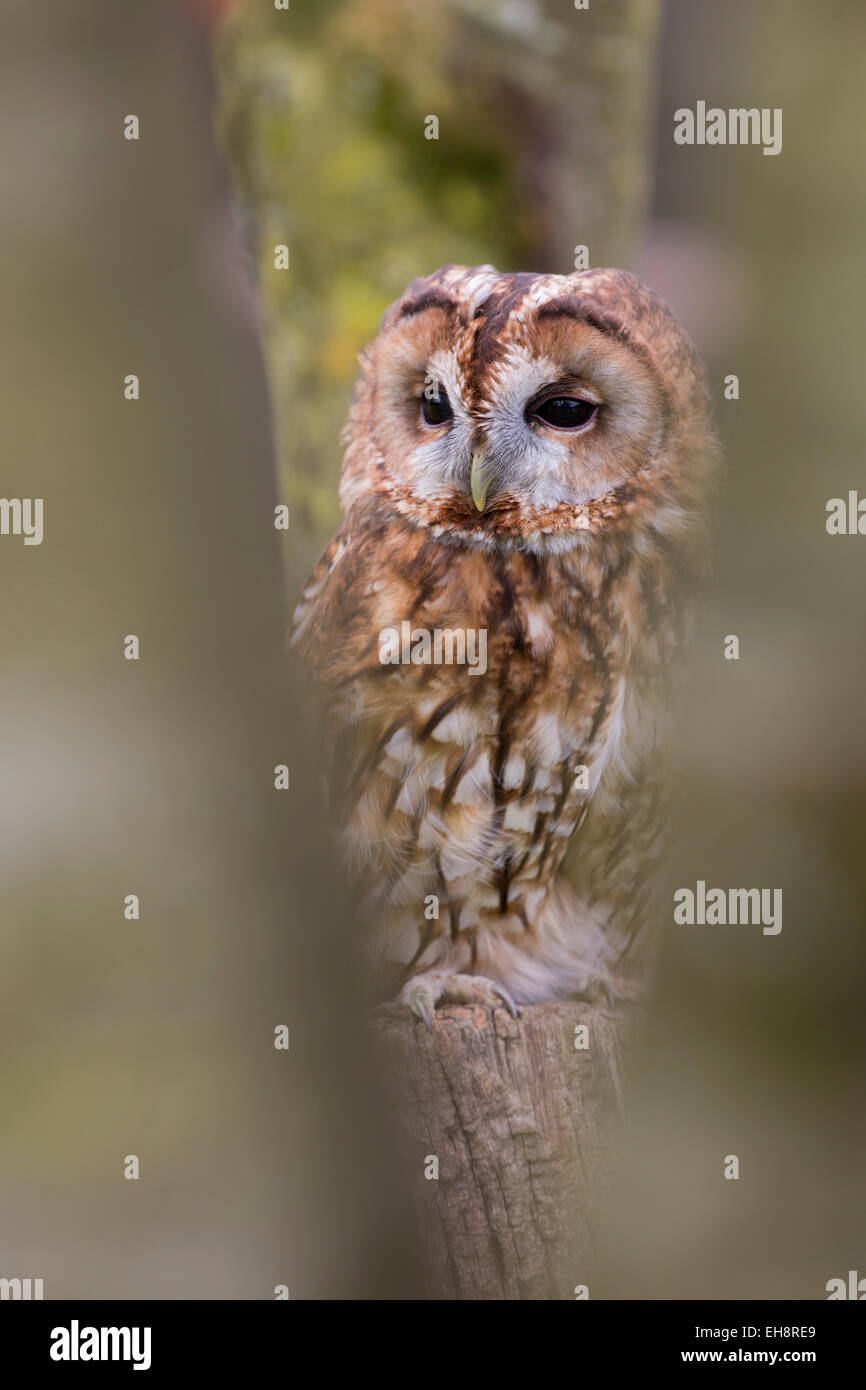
<box><xmin>560</xmin><ymin>557</ymin><xmax>698</xmax><ymax>978</ymax></box>
<box><xmin>290</xmin><ymin>520</ymin><xmax>402</xmax><ymax>822</ymax></box>
<box><xmin>290</xmin><ymin>527</ymin><xmax>350</xmax><ymax>655</ymax></box>
<box><xmin>289</xmin><ymin>526</ymin><xmax>358</xmax><ymax>807</ymax></box>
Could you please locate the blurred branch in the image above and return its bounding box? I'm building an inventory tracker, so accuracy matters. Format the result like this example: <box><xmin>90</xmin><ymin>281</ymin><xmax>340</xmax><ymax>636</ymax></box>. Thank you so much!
<box><xmin>455</xmin><ymin>0</ymin><xmax>662</xmax><ymax>270</ymax></box>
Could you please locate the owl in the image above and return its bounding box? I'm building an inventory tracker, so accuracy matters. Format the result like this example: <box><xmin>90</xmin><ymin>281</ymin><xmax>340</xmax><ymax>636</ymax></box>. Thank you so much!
<box><xmin>292</xmin><ymin>265</ymin><xmax>720</xmax><ymax>1024</ymax></box>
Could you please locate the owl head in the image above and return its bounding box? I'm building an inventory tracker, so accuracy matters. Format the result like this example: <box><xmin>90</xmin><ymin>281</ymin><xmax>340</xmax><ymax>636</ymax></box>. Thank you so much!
<box><xmin>340</xmin><ymin>265</ymin><xmax>719</xmax><ymax>558</ymax></box>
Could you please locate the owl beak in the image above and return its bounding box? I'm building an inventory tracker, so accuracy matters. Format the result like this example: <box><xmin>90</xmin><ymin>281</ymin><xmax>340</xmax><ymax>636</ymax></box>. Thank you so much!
<box><xmin>470</xmin><ymin>448</ymin><xmax>495</xmax><ymax>512</ymax></box>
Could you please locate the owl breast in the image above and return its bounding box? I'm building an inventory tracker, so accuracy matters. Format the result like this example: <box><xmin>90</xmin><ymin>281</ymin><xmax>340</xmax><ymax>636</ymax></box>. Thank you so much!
<box><xmin>301</xmin><ymin>517</ymin><xmax>629</xmax><ymax>975</ymax></box>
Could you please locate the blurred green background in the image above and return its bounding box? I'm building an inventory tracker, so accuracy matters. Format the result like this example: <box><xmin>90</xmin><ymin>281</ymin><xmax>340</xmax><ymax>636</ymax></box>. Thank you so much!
<box><xmin>0</xmin><ymin>0</ymin><xmax>863</xmax><ymax>1299</ymax></box>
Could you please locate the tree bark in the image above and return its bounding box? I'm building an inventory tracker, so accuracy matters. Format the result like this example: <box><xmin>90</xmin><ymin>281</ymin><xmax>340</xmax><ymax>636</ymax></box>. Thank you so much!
<box><xmin>372</xmin><ymin>1000</ymin><xmax>634</xmax><ymax>1300</ymax></box>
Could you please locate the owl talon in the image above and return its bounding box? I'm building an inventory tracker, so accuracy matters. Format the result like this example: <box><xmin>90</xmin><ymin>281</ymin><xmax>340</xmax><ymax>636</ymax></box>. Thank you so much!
<box><xmin>490</xmin><ymin>982</ymin><xmax>520</xmax><ymax>1019</ymax></box>
<box><xmin>408</xmin><ymin>985</ymin><xmax>435</xmax><ymax>1030</ymax></box>
<box><xmin>397</xmin><ymin>970</ymin><xmax>521</xmax><ymax>1023</ymax></box>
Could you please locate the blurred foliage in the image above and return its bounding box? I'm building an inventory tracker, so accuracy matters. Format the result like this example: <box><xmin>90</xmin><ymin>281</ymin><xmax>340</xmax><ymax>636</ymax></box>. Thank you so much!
<box><xmin>214</xmin><ymin>1</ymin><xmax>532</xmax><ymax>555</ymax></box>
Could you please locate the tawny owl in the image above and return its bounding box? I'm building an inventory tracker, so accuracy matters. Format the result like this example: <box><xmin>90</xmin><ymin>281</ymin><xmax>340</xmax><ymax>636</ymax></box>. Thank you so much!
<box><xmin>292</xmin><ymin>265</ymin><xmax>719</xmax><ymax>1023</ymax></box>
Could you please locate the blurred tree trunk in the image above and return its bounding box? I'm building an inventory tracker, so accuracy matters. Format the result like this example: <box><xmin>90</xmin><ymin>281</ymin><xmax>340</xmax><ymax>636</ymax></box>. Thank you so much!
<box><xmin>212</xmin><ymin>0</ymin><xmax>663</xmax><ymax>1299</ymax></box>
<box><xmin>457</xmin><ymin>0</ymin><xmax>662</xmax><ymax>270</ymax></box>
<box><xmin>0</xmin><ymin>0</ymin><xmax>422</xmax><ymax>1300</ymax></box>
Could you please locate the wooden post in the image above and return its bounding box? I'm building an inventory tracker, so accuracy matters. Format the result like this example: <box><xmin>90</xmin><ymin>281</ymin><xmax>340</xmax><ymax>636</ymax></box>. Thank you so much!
<box><xmin>372</xmin><ymin>1000</ymin><xmax>634</xmax><ymax>1299</ymax></box>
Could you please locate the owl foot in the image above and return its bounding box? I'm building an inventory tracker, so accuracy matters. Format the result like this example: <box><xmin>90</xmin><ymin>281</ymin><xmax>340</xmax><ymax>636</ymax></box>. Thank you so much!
<box><xmin>397</xmin><ymin>970</ymin><xmax>520</xmax><ymax>1029</ymax></box>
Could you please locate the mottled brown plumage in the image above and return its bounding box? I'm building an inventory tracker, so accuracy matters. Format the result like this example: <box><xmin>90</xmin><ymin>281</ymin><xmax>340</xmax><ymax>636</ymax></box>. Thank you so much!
<box><xmin>293</xmin><ymin>265</ymin><xmax>720</xmax><ymax>1017</ymax></box>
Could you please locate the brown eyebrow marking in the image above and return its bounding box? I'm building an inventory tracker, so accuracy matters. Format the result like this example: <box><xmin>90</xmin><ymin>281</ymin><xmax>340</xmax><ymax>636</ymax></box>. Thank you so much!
<box><xmin>396</xmin><ymin>292</ymin><xmax>458</xmax><ymax>321</ymax></box>
<box><xmin>536</xmin><ymin>296</ymin><xmax>632</xmax><ymax>343</ymax></box>
<box><xmin>536</xmin><ymin>294</ymin><xmax>663</xmax><ymax>379</ymax></box>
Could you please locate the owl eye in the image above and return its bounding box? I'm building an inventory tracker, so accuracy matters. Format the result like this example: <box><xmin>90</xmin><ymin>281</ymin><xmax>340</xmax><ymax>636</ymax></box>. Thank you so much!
<box><xmin>420</xmin><ymin>383</ymin><xmax>453</xmax><ymax>426</ymax></box>
<box><xmin>531</xmin><ymin>396</ymin><xmax>598</xmax><ymax>430</ymax></box>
